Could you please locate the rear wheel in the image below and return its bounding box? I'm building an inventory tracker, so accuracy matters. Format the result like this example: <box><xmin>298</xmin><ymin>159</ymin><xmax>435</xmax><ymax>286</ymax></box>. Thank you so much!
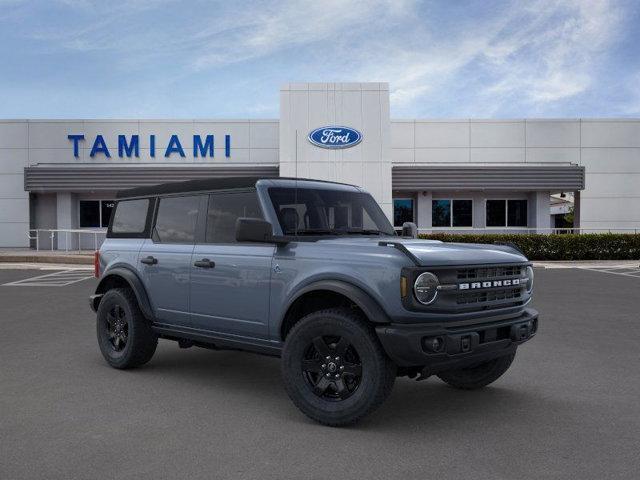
<box><xmin>437</xmin><ymin>352</ymin><xmax>516</xmax><ymax>390</ymax></box>
<box><xmin>96</xmin><ymin>288</ymin><xmax>158</xmax><ymax>369</ymax></box>
<box><xmin>281</xmin><ymin>308</ymin><xmax>396</xmax><ymax>426</ymax></box>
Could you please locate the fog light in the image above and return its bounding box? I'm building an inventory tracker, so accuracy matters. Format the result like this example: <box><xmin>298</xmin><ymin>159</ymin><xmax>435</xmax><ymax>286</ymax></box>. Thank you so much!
<box><xmin>424</xmin><ymin>336</ymin><xmax>444</xmax><ymax>353</ymax></box>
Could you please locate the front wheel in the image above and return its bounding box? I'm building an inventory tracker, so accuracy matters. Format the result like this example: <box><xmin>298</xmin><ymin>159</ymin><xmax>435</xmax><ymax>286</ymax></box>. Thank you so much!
<box><xmin>437</xmin><ymin>352</ymin><xmax>516</xmax><ymax>390</ymax></box>
<box><xmin>281</xmin><ymin>308</ymin><xmax>396</xmax><ymax>427</ymax></box>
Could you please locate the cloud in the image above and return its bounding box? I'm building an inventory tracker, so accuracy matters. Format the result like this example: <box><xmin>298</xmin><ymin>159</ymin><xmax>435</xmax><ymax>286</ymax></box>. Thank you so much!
<box><xmin>618</xmin><ymin>70</ymin><xmax>640</xmax><ymax>115</ymax></box>
<box><xmin>190</xmin><ymin>0</ymin><xmax>413</xmax><ymax>70</ymax></box>
<box><xmin>0</xmin><ymin>0</ymin><xmax>633</xmax><ymax>117</ymax></box>
<box><xmin>481</xmin><ymin>0</ymin><xmax>622</xmax><ymax>104</ymax></box>
<box><xmin>366</xmin><ymin>0</ymin><xmax>624</xmax><ymax>113</ymax></box>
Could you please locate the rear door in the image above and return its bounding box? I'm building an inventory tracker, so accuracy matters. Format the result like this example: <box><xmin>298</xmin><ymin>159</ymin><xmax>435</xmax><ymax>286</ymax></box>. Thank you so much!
<box><xmin>139</xmin><ymin>194</ymin><xmax>203</xmax><ymax>326</ymax></box>
<box><xmin>189</xmin><ymin>190</ymin><xmax>274</xmax><ymax>339</ymax></box>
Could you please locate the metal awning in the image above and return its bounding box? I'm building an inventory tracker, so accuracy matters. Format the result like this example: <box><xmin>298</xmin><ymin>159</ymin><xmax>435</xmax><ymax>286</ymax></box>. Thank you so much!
<box><xmin>24</xmin><ymin>165</ymin><xmax>279</xmax><ymax>192</ymax></box>
<box><xmin>392</xmin><ymin>164</ymin><xmax>585</xmax><ymax>191</ymax></box>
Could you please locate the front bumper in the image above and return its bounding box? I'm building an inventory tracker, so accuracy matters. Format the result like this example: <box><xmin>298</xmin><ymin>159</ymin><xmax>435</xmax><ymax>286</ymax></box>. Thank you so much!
<box><xmin>376</xmin><ymin>308</ymin><xmax>538</xmax><ymax>370</ymax></box>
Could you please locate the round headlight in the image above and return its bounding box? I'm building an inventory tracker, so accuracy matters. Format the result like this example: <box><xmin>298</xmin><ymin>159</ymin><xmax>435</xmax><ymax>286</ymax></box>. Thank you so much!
<box><xmin>414</xmin><ymin>272</ymin><xmax>440</xmax><ymax>305</ymax></box>
<box><xmin>525</xmin><ymin>266</ymin><xmax>534</xmax><ymax>293</ymax></box>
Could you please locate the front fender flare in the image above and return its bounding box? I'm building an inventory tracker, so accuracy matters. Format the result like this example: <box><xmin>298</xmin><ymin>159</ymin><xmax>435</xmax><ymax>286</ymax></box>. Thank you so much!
<box><xmin>282</xmin><ymin>279</ymin><xmax>391</xmax><ymax>326</ymax></box>
<box><xmin>93</xmin><ymin>267</ymin><xmax>153</xmax><ymax>320</ymax></box>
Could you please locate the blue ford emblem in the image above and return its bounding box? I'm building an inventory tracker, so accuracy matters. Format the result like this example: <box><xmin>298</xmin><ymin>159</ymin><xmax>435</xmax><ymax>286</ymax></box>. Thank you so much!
<box><xmin>308</xmin><ymin>126</ymin><xmax>362</xmax><ymax>149</ymax></box>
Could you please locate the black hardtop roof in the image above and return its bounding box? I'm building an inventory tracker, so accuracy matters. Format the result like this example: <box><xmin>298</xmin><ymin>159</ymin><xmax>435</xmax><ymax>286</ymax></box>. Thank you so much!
<box><xmin>116</xmin><ymin>177</ymin><xmax>357</xmax><ymax>199</ymax></box>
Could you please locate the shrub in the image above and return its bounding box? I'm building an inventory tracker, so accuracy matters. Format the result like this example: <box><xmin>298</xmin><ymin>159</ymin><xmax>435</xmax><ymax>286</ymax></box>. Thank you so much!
<box><xmin>418</xmin><ymin>233</ymin><xmax>640</xmax><ymax>261</ymax></box>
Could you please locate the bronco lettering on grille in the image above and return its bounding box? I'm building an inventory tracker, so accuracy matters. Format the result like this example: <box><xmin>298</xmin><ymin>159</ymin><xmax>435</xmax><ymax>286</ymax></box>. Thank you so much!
<box><xmin>459</xmin><ymin>279</ymin><xmax>520</xmax><ymax>290</ymax></box>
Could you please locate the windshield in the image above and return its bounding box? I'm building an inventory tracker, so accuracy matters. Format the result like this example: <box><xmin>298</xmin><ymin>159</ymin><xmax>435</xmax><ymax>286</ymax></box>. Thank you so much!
<box><xmin>268</xmin><ymin>187</ymin><xmax>396</xmax><ymax>237</ymax></box>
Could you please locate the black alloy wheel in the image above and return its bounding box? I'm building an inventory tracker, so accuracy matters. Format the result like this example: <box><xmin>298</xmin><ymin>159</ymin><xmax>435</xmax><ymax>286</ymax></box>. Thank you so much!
<box><xmin>96</xmin><ymin>288</ymin><xmax>158</xmax><ymax>369</ymax></box>
<box><xmin>281</xmin><ymin>308</ymin><xmax>396</xmax><ymax>426</ymax></box>
<box><xmin>301</xmin><ymin>335</ymin><xmax>363</xmax><ymax>401</ymax></box>
<box><xmin>105</xmin><ymin>304</ymin><xmax>129</xmax><ymax>352</ymax></box>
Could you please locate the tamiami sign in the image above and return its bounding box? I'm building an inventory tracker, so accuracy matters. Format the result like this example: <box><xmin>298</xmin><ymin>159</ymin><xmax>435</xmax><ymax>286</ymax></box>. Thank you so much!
<box><xmin>67</xmin><ymin>134</ymin><xmax>231</xmax><ymax>158</ymax></box>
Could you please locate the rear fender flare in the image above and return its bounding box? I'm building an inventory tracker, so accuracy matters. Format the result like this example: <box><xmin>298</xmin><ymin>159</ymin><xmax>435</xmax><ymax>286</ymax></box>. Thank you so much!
<box><xmin>94</xmin><ymin>267</ymin><xmax>153</xmax><ymax>320</ymax></box>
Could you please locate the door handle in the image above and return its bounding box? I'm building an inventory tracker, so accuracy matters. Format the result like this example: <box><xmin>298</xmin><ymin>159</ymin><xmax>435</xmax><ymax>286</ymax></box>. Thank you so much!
<box><xmin>140</xmin><ymin>256</ymin><xmax>158</xmax><ymax>265</ymax></box>
<box><xmin>193</xmin><ymin>258</ymin><xmax>215</xmax><ymax>269</ymax></box>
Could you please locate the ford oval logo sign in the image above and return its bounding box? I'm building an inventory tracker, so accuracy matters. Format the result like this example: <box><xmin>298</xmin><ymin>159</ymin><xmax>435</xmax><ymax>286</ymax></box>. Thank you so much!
<box><xmin>308</xmin><ymin>126</ymin><xmax>362</xmax><ymax>149</ymax></box>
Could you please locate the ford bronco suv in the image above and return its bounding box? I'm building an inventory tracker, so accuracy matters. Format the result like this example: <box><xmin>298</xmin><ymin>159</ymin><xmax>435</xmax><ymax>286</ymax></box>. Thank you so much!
<box><xmin>90</xmin><ymin>177</ymin><xmax>537</xmax><ymax>426</ymax></box>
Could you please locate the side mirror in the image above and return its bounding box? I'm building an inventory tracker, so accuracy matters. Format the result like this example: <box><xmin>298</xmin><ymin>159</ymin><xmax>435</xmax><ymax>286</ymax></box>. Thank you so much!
<box><xmin>402</xmin><ymin>222</ymin><xmax>418</xmax><ymax>239</ymax></box>
<box><xmin>236</xmin><ymin>218</ymin><xmax>274</xmax><ymax>243</ymax></box>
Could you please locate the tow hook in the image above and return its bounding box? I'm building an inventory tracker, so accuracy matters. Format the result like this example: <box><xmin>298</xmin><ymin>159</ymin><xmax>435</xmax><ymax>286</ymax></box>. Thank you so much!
<box><xmin>511</xmin><ymin>321</ymin><xmax>534</xmax><ymax>341</ymax></box>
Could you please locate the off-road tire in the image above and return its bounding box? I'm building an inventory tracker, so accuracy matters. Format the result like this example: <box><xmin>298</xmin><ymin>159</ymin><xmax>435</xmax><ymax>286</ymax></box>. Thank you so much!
<box><xmin>96</xmin><ymin>288</ymin><xmax>158</xmax><ymax>369</ymax></box>
<box><xmin>437</xmin><ymin>352</ymin><xmax>516</xmax><ymax>390</ymax></box>
<box><xmin>281</xmin><ymin>308</ymin><xmax>396</xmax><ymax>427</ymax></box>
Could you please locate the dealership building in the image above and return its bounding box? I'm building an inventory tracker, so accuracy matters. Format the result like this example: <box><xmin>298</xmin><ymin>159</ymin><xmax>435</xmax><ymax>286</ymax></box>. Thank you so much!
<box><xmin>0</xmin><ymin>82</ymin><xmax>639</xmax><ymax>249</ymax></box>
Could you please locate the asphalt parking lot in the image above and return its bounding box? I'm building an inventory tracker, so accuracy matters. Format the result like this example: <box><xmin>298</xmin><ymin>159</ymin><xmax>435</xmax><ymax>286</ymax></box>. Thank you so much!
<box><xmin>1</xmin><ymin>266</ymin><xmax>639</xmax><ymax>480</ymax></box>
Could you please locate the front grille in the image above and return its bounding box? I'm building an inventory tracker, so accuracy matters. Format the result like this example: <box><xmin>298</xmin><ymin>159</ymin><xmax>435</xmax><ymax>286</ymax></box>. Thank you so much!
<box><xmin>403</xmin><ymin>262</ymin><xmax>530</xmax><ymax>314</ymax></box>
<box><xmin>457</xmin><ymin>287</ymin><xmax>522</xmax><ymax>305</ymax></box>
<box><xmin>457</xmin><ymin>266</ymin><xmax>522</xmax><ymax>280</ymax></box>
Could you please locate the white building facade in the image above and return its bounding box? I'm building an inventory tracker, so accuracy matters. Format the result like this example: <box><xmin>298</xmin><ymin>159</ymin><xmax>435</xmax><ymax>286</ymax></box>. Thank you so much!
<box><xmin>1</xmin><ymin>82</ymin><xmax>639</xmax><ymax>249</ymax></box>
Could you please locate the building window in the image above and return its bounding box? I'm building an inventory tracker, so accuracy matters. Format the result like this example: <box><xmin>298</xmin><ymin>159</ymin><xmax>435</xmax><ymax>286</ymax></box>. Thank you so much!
<box><xmin>393</xmin><ymin>198</ymin><xmax>414</xmax><ymax>227</ymax></box>
<box><xmin>432</xmin><ymin>199</ymin><xmax>473</xmax><ymax>227</ymax></box>
<box><xmin>101</xmin><ymin>201</ymin><xmax>115</xmax><ymax>227</ymax></box>
<box><xmin>507</xmin><ymin>200</ymin><xmax>528</xmax><ymax>227</ymax></box>
<box><xmin>79</xmin><ymin>201</ymin><xmax>100</xmax><ymax>228</ymax></box>
<box><xmin>486</xmin><ymin>199</ymin><xmax>528</xmax><ymax>227</ymax></box>
<box><xmin>79</xmin><ymin>200</ymin><xmax>115</xmax><ymax>228</ymax></box>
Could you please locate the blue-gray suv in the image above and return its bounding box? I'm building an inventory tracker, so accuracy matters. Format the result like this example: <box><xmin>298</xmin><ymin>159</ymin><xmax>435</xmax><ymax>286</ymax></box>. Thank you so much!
<box><xmin>90</xmin><ymin>177</ymin><xmax>538</xmax><ymax>426</ymax></box>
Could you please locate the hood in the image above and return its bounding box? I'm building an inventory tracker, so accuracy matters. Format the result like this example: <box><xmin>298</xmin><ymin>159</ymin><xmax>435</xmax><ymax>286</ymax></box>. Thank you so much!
<box><xmin>314</xmin><ymin>237</ymin><xmax>527</xmax><ymax>266</ymax></box>
<box><xmin>391</xmin><ymin>238</ymin><xmax>527</xmax><ymax>266</ymax></box>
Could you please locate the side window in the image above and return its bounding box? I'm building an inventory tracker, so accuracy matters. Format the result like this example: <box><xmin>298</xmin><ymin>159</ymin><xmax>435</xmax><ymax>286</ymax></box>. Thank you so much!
<box><xmin>206</xmin><ymin>191</ymin><xmax>263</xmax><ymax>243</ymax></box>
<box><xmin>111</xmin><ymin>199</ymin><xmax>149</xmax><ymax>234</ymax></box>
<box><xmin>154</xmin><ymin>196</ymin><xmax>200</xmax><ymax>243</ymax></box>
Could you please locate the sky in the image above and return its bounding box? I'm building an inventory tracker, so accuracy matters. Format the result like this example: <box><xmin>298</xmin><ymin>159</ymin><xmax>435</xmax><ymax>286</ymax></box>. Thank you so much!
<box><xmin>0</xmin><ymin>0</ymin><xmax>638</xmax><ymax>119</ymax></box>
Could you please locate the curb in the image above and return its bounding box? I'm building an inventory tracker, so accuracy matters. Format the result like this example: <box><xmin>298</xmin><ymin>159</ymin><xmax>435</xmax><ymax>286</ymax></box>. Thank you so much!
<box><xmin>0</xmin><ymin>255</ymin><xmax>93</xmax><ymax>265</ymax></box>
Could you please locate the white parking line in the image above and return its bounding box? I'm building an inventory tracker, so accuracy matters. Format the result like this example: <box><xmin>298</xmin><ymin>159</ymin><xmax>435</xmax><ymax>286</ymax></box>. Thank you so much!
<box><xmin>0</xmin><ymin>263</ymin><xmax>93</xmax><ymax>271</ymax></box>
<box><xmin>577</xmin><ymin>266</ymin><xmax>640</xmax><ymax>279</ymax></box>
<box><xmin>2</xmin><ymin>269</ymin><xmax>94</xmax><ymax>287</ymax></box>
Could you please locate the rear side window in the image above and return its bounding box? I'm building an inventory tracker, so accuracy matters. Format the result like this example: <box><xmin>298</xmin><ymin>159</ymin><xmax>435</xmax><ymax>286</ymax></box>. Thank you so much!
<box><xmin>206</xmin><ymin>191</ymin><xmax>263</xmax><ymax>243</ymax></box>
<box><xmin>111</xmin><ymin>199</ymin><xmax>150</xmax><ymax>234</ymax></box>
<box><xmin>154</xmin><ymin>195</ymin><xmax>200</xmax><ymax>244</ymax></box>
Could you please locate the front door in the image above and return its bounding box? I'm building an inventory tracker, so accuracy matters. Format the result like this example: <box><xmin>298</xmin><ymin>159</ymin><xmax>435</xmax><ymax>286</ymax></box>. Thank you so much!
<box><xmin>139</xmin><ymin>194</ymin><xmax>202</xmax><ymax>326</ymax></box>
<box><xmin>189</xmin><ymin>190</ymin><xmax>274</xmax><ymax>339</ymax></box>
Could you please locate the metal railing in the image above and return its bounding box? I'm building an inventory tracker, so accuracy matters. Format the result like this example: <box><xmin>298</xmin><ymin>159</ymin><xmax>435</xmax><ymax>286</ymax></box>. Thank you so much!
<box><xmin>26</xmin><ymin>226</ymin><xmax>638</xmax><ymax>252</ymax></box>
<box><xmin>27</xmin><ymin>229</ymin><xmax>107</xmax><ymax>252</ymax></box>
